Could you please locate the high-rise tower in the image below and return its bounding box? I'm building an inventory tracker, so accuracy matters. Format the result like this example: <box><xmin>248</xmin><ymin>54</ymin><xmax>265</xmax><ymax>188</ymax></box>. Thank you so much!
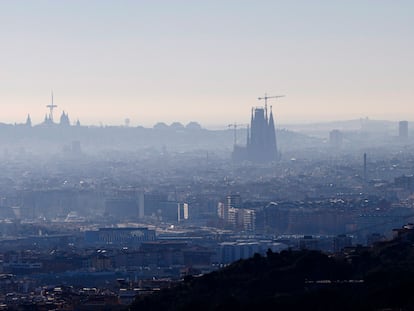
<box><xmin>399</xmin><ymin>120</ymin><xmax>408</xmax><ymax>139</ymax></box>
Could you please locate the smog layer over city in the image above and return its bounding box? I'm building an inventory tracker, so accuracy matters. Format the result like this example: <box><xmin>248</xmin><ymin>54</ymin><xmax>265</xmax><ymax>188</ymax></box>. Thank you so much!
<box><xmin>1</xmin><ymin>1</ymin><xmax>414</xmax><ymax>310</ymax></box>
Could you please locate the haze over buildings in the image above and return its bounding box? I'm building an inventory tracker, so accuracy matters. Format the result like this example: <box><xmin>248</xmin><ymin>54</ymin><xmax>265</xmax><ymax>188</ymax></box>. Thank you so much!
<box><xmin>1</xmin><ymin>1</ymin><xmax>414</xmax><ymax>309</ymax></box>
<box><xmin>1</xmin><ymin>1</ymin><xmax>413</xmax><ymax>127</ymax></box>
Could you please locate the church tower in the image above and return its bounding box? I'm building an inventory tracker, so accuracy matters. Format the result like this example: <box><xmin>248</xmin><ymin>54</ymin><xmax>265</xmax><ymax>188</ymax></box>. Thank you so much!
<box><xmin>25</xmin><ymin>114</ymin><xmax>32</xmax><ymax>127</ymax></box>
<box><xmin>232</xmin><ymin>94</ymin><xmax>283</xmax><ymax>163</ymax></box>
<box><xmin>246</xmin><ymin>106</ymin><xmax>277</xmax><ymax>162</ymax></box>
<box><xmin>60</xmin><ymin>111</ymin><xmax>70</xmax><ymax>126</ymax></box>
<box><xmin>267</xmin><ymin>106</ymin><xmax>277</xmax><ymax>161</ymax></box>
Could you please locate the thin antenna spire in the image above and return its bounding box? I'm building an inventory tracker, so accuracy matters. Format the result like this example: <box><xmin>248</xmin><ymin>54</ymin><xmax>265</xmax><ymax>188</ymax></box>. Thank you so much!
<box><xmin>46</xmin><ymin>90</ymin><xmax>58</xmax><ymax>123</ymax></box>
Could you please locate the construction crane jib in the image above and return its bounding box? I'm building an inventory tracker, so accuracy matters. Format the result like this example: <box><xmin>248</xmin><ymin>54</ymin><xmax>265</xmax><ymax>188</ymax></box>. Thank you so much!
<box><xmin>228</xmin><ymin>123</ymin><xmax>248</xmax><ymax>146</ymax></box>
<box><xmin>257</xmin><ymin>93</ymin><xmax>285</xmax><ymax>118</ymax></box>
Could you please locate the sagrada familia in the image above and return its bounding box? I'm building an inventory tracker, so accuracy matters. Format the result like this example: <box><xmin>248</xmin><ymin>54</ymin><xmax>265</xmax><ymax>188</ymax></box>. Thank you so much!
<box><xmin>232</xmin><ymin>104</ymin><xmax>278</xmax><ymax>163</ymax></box>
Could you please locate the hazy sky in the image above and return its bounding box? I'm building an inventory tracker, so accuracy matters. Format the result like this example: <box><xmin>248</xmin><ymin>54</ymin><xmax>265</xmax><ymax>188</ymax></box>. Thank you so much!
<box><xmin>0</xmin><ymin>0</ymin><xmax>413</xmax><ymax>127</ymax></box>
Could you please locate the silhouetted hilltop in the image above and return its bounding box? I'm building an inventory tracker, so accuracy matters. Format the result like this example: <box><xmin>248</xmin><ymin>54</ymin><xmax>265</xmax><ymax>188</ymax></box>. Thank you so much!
<box><xmin>130</xmin><ymin>226</ymin><xmax>414</xmax><ymax>311</ymax></box>
<box><xmin>0</xmin><ymin>123</ymin><xmax>318</xmax><ymax>155</ymax></box>
<box><xmin>282</xmin><ymin>118</ymin><xmax>401</xmax><ymax>138</ymax></box>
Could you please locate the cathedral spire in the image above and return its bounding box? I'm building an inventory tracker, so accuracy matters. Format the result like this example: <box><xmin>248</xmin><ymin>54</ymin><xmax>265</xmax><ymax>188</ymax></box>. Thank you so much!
<box><xmin>268</xmin><ymin>105</ymin><xmax>277</xmax><ymax>161</ymax></box>
<box><xmin>60</xmin><ymin>110</ymin><xmax>70</xmax><ymax>126</ymax></box>
<box><xmin>25</xmin><ymin>114</ymin><xmax>32</xmax><ymax>127</ymax></box>
<box><xmin>246</xmin><ymin>124</ymin><xmax>250</xmax><ymax>146</ymax></box>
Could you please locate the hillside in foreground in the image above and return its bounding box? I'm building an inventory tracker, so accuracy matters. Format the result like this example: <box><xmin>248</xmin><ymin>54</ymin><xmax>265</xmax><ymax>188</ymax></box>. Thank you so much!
<box><xmin>130</xmin><ymin>226</ymin><xmax>414</xmax><ymax>311</ymax></box>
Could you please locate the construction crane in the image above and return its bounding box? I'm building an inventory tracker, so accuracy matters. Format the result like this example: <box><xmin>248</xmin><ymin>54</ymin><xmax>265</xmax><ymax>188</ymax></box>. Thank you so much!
<box><xmin>258</xmin><ymin>93</ymin><xmax>285</xmax><ymax>119</ymax></box>
<box><xmin>228</xmin><ymin>123</ymin><xmax>248</xmax><ymax>146</ymax></box>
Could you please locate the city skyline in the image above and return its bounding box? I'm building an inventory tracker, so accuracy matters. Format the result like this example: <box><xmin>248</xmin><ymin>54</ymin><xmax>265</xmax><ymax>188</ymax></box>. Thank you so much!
<box><xmin>1</xmin><ymin>1</ymin><xmax>413</xmax><ymax>127</ymax></box>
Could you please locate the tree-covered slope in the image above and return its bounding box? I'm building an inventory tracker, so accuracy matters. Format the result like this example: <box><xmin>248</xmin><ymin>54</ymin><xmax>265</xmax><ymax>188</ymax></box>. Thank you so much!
<box><xmin>130</xmin><ymin>229</ymin><xmax>414</xmax><ymax>311</ymax></box>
